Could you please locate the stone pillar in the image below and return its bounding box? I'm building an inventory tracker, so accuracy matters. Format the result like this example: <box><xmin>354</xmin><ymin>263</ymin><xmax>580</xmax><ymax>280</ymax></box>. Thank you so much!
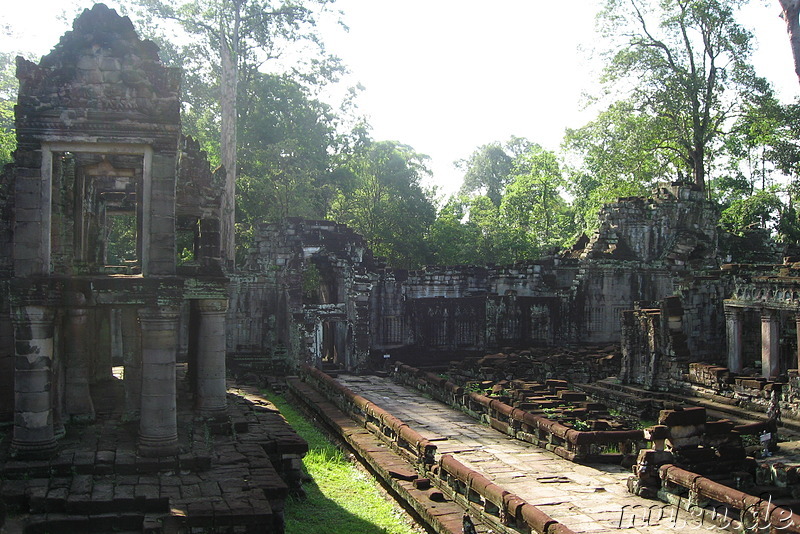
<box><xmin>138</xmin><ymin>307</ymin><xmax>179</xmax><ymax>457</ymax></box>
<box><xmin>121</xmin><ymin>307</ymin><xmax>142</xmax><ymax>420</ymax></box>
<box><xmin>11</xmin><ymin>305</ymin><xmax>57</xmax><ymax>459</ymax></box>
<box><xmin>725</xmin><ymin>307</ymin><xmax>744</xmax><ymax>373</ymax></box>
<box><xmin>92</xmin><ymin>308</ymin><xmax>113</xmax><ymax>382</ymax></box>
<box><xmin>761</xmin><ymin>309</ymin><xmax>780</xmax><ymax>379</ymax></box>
<box><xmin>63</xmin><ymin>296</ymin><xmax>95</xmax><ymax>422</ymax></box>
<box><xmin>51</xmin><ymin>310</ymin><xmax>65</xmax><ymax>440</ymax></box>
<box><xmin>195</xmin><ymin>299</ymin><xmax>229</xmax><ymax>417</ymax></box>
<box><xmin>796</xmin><ymin>313</ymin><xmax>800</xmax><ymax>373</ymax></box>
<box><xmin>0</xmin><ymin>310</ymin><xmax>14</xmax><ymax>422</ymax></box>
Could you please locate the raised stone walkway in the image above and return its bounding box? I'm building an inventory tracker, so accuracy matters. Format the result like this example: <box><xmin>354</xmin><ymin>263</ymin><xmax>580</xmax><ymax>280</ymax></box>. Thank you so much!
<box><xmin>336</xmin><ymin>374</ymin><xmax>724</xmax><ymax>534</ymax></box>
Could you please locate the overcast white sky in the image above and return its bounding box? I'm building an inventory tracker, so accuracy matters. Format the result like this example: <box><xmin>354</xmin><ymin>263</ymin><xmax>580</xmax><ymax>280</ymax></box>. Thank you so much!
<box><xmin>2</xmin><ymin>1</ymin><xmax>799</xmax><ymax>197</ymax></box>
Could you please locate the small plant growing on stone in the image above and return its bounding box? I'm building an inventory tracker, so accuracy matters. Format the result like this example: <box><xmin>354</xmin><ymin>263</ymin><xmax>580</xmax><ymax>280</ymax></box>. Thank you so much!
<box><xmin>572</xmin><ymin>419</ymin><xmax>590</xmax><ymax>431</ymax></box>
<box><xmin>465</xmin><ymin>382</ymin><xmax>484</xmax><ymax>394</ymax></box>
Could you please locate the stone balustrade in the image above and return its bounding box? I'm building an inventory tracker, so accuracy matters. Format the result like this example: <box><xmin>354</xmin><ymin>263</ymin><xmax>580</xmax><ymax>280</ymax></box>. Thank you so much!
<box><xmin>301</xmin><ymin>364</ymin><xmax>435</xmax><ymax>465</ymax></box>
<box><xmin>438</xmin><ymin>453</ymin><xmax>577</xmax><ymax>534</ymax></box>
<box><xmin>659</xmin><ymin>464</ymin><xmax>800</xmax><ymax>533</ymax></box>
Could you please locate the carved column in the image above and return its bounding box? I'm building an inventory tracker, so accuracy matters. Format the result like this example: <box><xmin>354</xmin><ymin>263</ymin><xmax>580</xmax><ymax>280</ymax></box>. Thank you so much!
<box><xmin>121</xmin><ymin>307</ymin><xmax>142</xmax><ymax>420</ymax></box>
<box><xmin>138</xmin><ymin>307</ymin><xmax>179</xmax><ymax>457</ymax></box>
<box><xmin>63</xmin><ymin>291</ymin><xmax>94</xmax><ymax>421</ymax></box>
<box><xmin>725</xmin><ymin>307</ymin><xmax>744</xmax><ymax>373</ymax></box>
<box><xmin>11</xmin><ymin>305</ymin><xmax>57</xmax><ymax>458</ymax></box>
<box><xmin>195</xmin><ymin>299</ymin><xmax>229</xmax><ymax>417</ymax></box>
<box><xmin>761</xmin><ymin>309</ymin><xmax>780</xmax><ymax>379</ymax></box>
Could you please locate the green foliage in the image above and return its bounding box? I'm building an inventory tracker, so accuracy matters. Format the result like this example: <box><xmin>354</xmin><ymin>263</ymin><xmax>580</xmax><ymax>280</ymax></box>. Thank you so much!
<box><xmin>591</xmin><ymin>0</ymin><xmax>770</xmax><ymax>190</ymax></box>
<box><xmin>264</xmin><ymin>393</ymin><xmax>419</xmax><ymax>534</ymax></box>
<box><xmin>571</xmin><ymin>419</ymin><xmax>590</xmax><ymax>431</ymax></box>
<box><xmin>500</xmin><ymin>144</ymin><xmax>576</xmax><ymax>254</ymax></box>
<box><xmin>563</xmin><ymin>100</ymin><xmax>664</xmax><ymax>231</ymax></box>
<box><xmin>714</xmin><ymin>96</ymin><xmax>800</xmax><ymax>245</ymax></box>
<box><xmin>126</xmin><ymin>0</ymin><xmax>340</xmax><ymax>77</ymax></box>
<box><xmin>457</xmin><ymin>142</ymin><xmax>513</xmax><ymax>206</ymax></box>
<box><xmin>105</xmin><ymin>214</ymin><xmax>137</xmax><ymax>266</ymax></box>
<box><xmin>426</xmin><ymin>197</ymin><xmax>483</xmax><ymax>265</ymax></box>
<box><xmin>719</xmin><ymin>188</ymin><xmax>784</xmax><ymax>236</ymax></box>
<box><xmin>0</xmin><ymin>53</ymin><xmax>16</xmax><ymax>167</ymax></box>
<box><xmin>430</xmin><ymin>140</ymin><xmax>573</xmax><ymax>265</ymax></box>
<box><xmin>328</xmin><ymin>140</ymin><xmax>437</xmax><ymax>268</ymax></box>
<box><xmin>233</xmin><ymin>73</ymin><xmax>348</xmax><ymax>261</ymax></box>
<box><xmin>0</xmin><ymin>101</ymin><xmax>13</xmax><ymax>168</ymax></box>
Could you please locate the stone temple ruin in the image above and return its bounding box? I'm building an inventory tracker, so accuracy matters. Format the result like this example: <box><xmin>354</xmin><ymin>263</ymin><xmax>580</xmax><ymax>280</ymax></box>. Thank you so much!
<box><xmin>232</xmin><ymin>185</ymin><xmax>723</xmax><ymax>374</ymax></box>
<box><xmin>0</xmin><ymin>3</ymin><xmax>228</xmax><ymax>460</ymax></box>
<box><xmin>4</xmin><ymin>3</ymin><xmax>800</xmax><ymax>534</ymax></box>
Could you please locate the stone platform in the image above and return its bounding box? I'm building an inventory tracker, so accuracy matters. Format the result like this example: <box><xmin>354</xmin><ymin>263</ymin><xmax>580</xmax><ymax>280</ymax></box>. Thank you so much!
<box><xmin>0</xmin><ymin>371</ymin><xmax>306</xmax><ymax>533</ymax></box>
<box><xmin>335</xmin><ymin>373</ymin><xmax>727</xmax><ymax>534</ymax></box>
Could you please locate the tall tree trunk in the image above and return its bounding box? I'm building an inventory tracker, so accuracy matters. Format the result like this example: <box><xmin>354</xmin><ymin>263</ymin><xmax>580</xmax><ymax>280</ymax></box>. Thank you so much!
<box><xmin>780</xmin><ymin>0</ymin><xmax>800</xmax><ymax>85</ymax></box>
<box><xmin>688</xmin><ymin>146</ymin><xmax>705</xmax><ymax>190</ymax></box>
<box><xmin>219</xmin><ymin>25</ymin><xmax>239</xmax><ymax>267</ymax></box>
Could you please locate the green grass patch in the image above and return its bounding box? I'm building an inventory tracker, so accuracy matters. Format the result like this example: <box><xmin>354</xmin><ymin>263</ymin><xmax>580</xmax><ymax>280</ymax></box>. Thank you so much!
<box><xmin>264</xmin><ymin>393</ymin><xmax>421</xmax><ymax>534</ymax></box>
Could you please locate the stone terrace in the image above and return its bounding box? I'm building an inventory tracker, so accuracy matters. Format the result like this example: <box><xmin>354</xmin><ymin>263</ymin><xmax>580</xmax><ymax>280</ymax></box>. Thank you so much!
<box><xmin>0</xmin><ymin>370</ymin><xmax>306</xmax><ymax>533</ymax></box>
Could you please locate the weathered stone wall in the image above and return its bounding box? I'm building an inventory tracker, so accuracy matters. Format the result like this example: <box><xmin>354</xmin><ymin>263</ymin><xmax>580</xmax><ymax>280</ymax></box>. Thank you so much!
<box><xmin>0</xmin><ymin>168</ymin><xmax>12</xmax><ymax>419</ymax></box>
<box><xmin>230</xmin><ymin>219</ymin><xmax>376</xmax><ymax>373</ymax></box>
<box><xmin>620</xmin><ymin>297</ymin><xmax>691</xmax><ymax>390</ymax></box>
<box><xmin>227</xmin><ymin>184</ymin><xmax>721</xmax><ymax>375</ymax></box>
<box><xmin>580</xmin><ymin>185</ymin><xmax>719</xmax><ymax>266</ymax></box>
<box><xmin>675</xmin><ymin>273</ymin><xmax>730</xmax><ymax>361</ymax></box>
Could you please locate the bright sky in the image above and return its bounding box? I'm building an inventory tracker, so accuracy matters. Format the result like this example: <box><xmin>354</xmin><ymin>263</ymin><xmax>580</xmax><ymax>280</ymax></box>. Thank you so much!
<box><xmin>2</xmin><ymin>1</ymin><xmax>799</xmax><ymax>198</ymax></box>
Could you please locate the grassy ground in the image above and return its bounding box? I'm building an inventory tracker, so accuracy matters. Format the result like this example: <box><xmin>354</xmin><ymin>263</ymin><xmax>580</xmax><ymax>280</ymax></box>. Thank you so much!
<box><xmin>264</xmin><ymin>392</ymin><xmax>423</xmax><ymax>534</ymax></box>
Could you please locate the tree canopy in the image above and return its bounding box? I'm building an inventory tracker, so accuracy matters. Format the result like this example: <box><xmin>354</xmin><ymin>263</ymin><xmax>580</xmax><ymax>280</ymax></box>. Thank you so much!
<box><xmin>1</xmin><ymin>2</ymin><xmax>799</xmax><ymax>268</ymax></box>
<box><xmin>592</xmin><ymin>0</ymin><xmax>771</xmax><ymax>190</ymax></box>
<box><xmin>125</xmin><ymin>0</ymin><xmax>341</xmax><ymax>265</ymax></box>
<box><xmin>328</xmin><ymin>140</ymin><xmax>437</xmax><ymax>268</ymax></box>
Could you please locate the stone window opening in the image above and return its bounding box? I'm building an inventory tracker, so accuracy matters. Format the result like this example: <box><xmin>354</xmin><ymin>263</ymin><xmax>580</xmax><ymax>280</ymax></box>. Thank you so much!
<box><xmin>305</xmin><ymin>256</ymin><xmax>342</xmax><ymax>304</ymax></box>
<box><xmin>79</xmin><ymin>155</ymin><xmax>139</xmax><ymax>274</ymax></box>
<box><xmin>176</xmin><ymin>216</ymin><xmax>200</xmax><ymax>266</ymax></box>
<box><xmin>104</xmin><ymin>210</ymin><xmax>137</xmax><ymax>269</ymax></box>
<box><xmin>43</xmin><ymin>142</ymin><xmax>154</xmax><ymax>276</ymax></box>
<box><xmin>48</xmin><ymin>150</ymin><xmax>144</xmax><ymax>274</ymax></box>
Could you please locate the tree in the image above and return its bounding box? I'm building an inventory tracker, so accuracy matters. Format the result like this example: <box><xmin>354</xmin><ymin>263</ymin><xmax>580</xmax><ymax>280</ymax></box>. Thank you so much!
<box><xmin>779</xmin><ymin>0</ymin><xmax>800</xmax><ymax>85</ymax></box>
<box><xmin>426</xmin><ymin>197</ymin><xmax>482</xmax><ymax>265</ymax></box>
<box><xmin>0</xmin><ymin>52</ymin><xmax>16</xmax><ymax>167</ymax></box>
<box><xmin>456</xmin><ymin>142</ymin><xmax>513</xmax><ymax>206</ymax></box>
<box><xmin>429</xmin><ymin>142</ymin><xmax>575</xmax><ymax>266</ymax></box>
<box><xmin>126</xmin><ymin>0</ymin><xmax>340</xmax><ymax>265</ymax></box>
<box><xmin>719</xmin><ymin>187</ymin><xmax>784</xmax><ymax>235</ymax></box>
<box><xmin>328</xmin><ymin>141</ymin><xmax>436</xmax><ymax>268</ymax></box>
<box><xmin>500</xmin><ymin>144</ymin><xmax>575</xmax><ymax>256</ymax></box>
<box><xmin>712</xmin><ymin>92</ymin><xmax>800</xmax><ymax>237</ymax></box>
<box><xmin>595</xmin><ymin>0</ymin><xmax>771</xmax><ymax>190</ymax></box>
<box><xmin>563</xmin><ymin>99</ymin><xmax>670</xmax><ymax>230</ymax></box>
